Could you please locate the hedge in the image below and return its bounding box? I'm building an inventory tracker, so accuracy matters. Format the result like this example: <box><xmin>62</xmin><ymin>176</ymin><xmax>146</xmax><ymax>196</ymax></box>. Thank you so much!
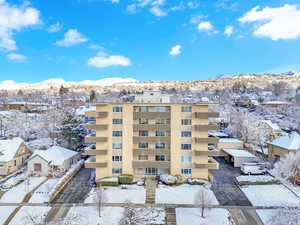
<box><xmin>237</xmin><ymin>180</ymin><xmax>280</xmax><ymax>186</ymax></box>
<box><xmin>118</xmin><ymin>174</ymin><xmax>134</xmax><ymax>184</ymax></box>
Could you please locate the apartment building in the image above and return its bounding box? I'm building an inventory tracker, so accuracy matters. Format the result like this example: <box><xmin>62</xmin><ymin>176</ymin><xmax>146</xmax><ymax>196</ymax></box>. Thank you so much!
<box><xmin>85</xmin><ymin>92</ymin><xmax>220</xmax><ymax>182</ymax></box>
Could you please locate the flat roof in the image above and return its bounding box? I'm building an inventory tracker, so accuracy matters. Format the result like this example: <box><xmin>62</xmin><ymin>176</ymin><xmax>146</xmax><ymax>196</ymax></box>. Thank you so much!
<box><xmin>219</xmin><ymin>138</ymin><xmax>242</xmax><ymax>143</ymax></box>
<box><xmin>223</xmin><ymin>149</ymin><xmax>256</xmax><ymax>158</ymax></box>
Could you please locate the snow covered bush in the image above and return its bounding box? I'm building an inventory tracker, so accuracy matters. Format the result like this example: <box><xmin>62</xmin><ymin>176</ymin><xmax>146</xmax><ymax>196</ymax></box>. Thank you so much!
<box><xmin>273</xmin><ymin>151</ymin><xmax>300</xmax><ymax>185</ymax></box>
<box><xmin>186</xmin><ymin>178</ymin><xmax>206</xmax><ymax>185</ymax></box>
<box><xmin>236</xmin><ymin>175</ymin><xmax>279</xmax><ymax>186</ymax></box>
<box><xmin>98</xmin><ymin>177</ymin><xmax>119</xmax><ymax>186</ymax></box>
<box><xmin>118</xmin><ymin>174</ymin><xmax>133</xmax><ymax>184</ymax></box>
<box><xmin>160</xmin><ymin>174</ymin><xmax>183</xmax><ymax>185</ymax></box>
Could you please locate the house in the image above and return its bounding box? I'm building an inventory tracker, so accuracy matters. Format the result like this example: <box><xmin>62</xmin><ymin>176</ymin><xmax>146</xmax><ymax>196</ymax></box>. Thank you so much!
<box><xmin>261</xmin><ymin>101</ymin><xmax>290</xmax><ymax>108</ymax></box>
<box><xmin>267</xmin><ymin>132</ymin><xmax>300</xmax><ymax>160</ymax></box>
<box><xmin>217</xmin><ymin>138</ymin><xmax>243</xmax><ymax>150</ymax></box>
<box><xmin>222</xmin><ymin>149</ymin><xmax>258</xmax><ymax>167</ymax></box>
<box><xmin>3</xmin><ymin>102</ymin><xmax>51</xmax><ymax>113</ymax></box>
<box><xmin>0</xmin><ymin>137</ymin><xmax>32</xmax><ymax>177</ymax></box>
<box><xmin>257</xmin><ymin>120</ymin><xmax>284</xmax><ymax>140</ymax></box>
<box><xmin>27</xmin><ymin>146</ymin><xmax>80</xmax><ymax>177</ymax></box>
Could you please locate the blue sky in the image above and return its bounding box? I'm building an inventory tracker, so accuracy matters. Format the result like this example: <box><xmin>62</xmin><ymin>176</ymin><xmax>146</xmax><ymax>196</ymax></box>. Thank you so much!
<box><xmin>1</xmin><ymin>0</ymin><xmax>300</xmax><ymax>82</ymax></box>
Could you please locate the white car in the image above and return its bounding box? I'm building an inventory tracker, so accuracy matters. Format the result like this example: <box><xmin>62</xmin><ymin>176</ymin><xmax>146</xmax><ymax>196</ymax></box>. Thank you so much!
<box><xmin>241</xmin><ymin>162</ymin><xmax>266</xmax><ymax>175</ymax></box>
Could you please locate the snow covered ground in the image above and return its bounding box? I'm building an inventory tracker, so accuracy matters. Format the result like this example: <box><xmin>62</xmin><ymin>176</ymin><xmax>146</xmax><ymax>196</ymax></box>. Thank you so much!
<box><xmin>0</xmin><ymin>206</ymin><xmax>18</xmax><ymax>224</ymax></box>
<box><xmin>85</xmin><ymin>185</ymin><xmax>146</xmax><ymax>204</ymax></box>
<box><xmin>256</xmin><ymin>210</ymin><xmax>276</xmax><ymax>225</ymax></box>
<box><xmin>156</xmin><ymin>184</ymin><xmax>204</xmax><ymax>204</ymax></box>
<box><xmin>9</xmin><ymin>206</ymin><xmax>51</xmax><ymax>225</ymax></box>
<box><xmin>241</xmin><ymin>184</ymin><xmax>300</xmax><ymax>206</ymax></box>
<box><xmin>0</xmin><ymin>177</ymin><xmax>46</xmax><ymax>203</ymax></box>
<box><xmin>29</xmin><ymin>178</ymin><xmax>59</xmax><ymax>203</ymax></box>
<box><xmin>176</xmin><ymin>208</ymin><xmax>232</xmax><ymax>225</ymax></box>
<box><xmin>236</xmin><ymin>175</ymin><xmax>277</xmax><ymax>183</ymax></box>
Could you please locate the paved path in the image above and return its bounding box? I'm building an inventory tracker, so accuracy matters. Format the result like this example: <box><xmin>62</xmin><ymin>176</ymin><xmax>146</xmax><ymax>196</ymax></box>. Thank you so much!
<box><xmin>145</xmin><ymin>177</ymin><xmax>156</xmax><ymax>204</ymax></box>
<box><xmin>165</xmin><ymin>207</ymin><xmax>176</xmax><ymax>225</ymax></box>
<box><xmin>211</xmin><ymin>157</ymin><xmax>251</xmax><ymax>206</ymax></box>
<box><xmin>53</xmin><ymin>168</ymin><xmax>93</xmax><ymax>203</ymax></box>
<box><xmin>229</xmin><ymin>209</ymin><xmax>264</xmax><ymax>225</ymax></box>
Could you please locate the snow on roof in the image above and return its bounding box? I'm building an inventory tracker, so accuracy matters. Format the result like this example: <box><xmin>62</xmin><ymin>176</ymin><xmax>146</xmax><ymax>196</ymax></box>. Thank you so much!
<box><xmin>209</xmin><ymin>131</ymin><xmax>229</xmax><ymax>138</ymax></box>
<box><xmin>223</xmin><ymin>149</ymin><xmax>256</xmax><ymax>158</ymax></box>
<box><xmin>261</xmin><ymin>101</ymin><xmax>289</xmax><ymax>105</ymax></box>
<box><xmin>268</xmin><ymin>132</ymin><xmax>300</xmax><ymax>150</ymax></box>
<box><xmin>260</xmin><ymin>120</ymin><xmax>281</xmax><ymax>131</ymax></box>
<box><xmin>75</xmin><ymin>105</ymin><xmax>96</xmax><ymax>116</ymax></box>
<box><xmin>219</xmin><ymin>138</ymin><xmax>242</xmax><ymax>143</ymax></box>
<box><xmin>0</xmin><ymin>137</ymin><xmax>25</xmax><ymax>162</ymax></box>
<box><xmin>32</xmin><ymin>146</ymin><xmax>78</xmax><ymax>166</ymax></box>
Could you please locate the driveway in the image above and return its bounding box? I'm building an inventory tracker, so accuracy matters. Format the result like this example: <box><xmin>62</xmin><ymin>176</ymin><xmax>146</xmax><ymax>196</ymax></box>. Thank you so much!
<box><xmin>211</xmin><ymin>157</ymin><xmax>251</xmax><ymax>206</ymax></box>
<box><xmin>53</xmin><ymin>168</ymin><xmax>93</xmax><ymax>203</ymax></box>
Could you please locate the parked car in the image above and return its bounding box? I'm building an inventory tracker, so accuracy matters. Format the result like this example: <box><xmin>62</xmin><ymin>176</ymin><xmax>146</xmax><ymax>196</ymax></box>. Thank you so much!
<box><xmin>240</xmin><ymin>162</ymin><xmax>266</xmax><ymax>175</ymax></box>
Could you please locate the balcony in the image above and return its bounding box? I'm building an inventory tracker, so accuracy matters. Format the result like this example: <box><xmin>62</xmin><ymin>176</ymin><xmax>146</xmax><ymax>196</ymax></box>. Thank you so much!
<box><xmin>193</xmin><ymin>158</ymin><xmax>219</xmax><ymax>169</ymax></box>
<box><xmin>193</xmin><ymin>112</ymin><xmax>219</xmax><ymax>119</ymax></box>
<box><xmin>133</xmin><ymin>112</ymin><xmax>170</xmax><ymax>120</ymax></box>
<box><xmin>193</xmin><ymin>137</ymin><xmax>218</xmax><ymax>144</ymax></box>
<box><xmin>85</xmin><ymin>148</ymin><xmax>108</xmax><ymax>155</ymax></box>
<box><xmin>133</xmin><ymin>124</ymin><xmax>170</xmax><ymax>131</ymax></box>
<box><xmin>133</xmin><ymin>136</ymin><xmax>170</xmax><ymax>143</ymax></box>
<box><xmin>133</xmin><ymin>148</ymin><xmax>170</xmax><ymax>155</ymax></box>
<box><xmin>194</xmin><ymin>150</ymin><xmax>226</xmax><ymax>157</ymax></box>
<box><xmin>193</xmin><ymin>123</ymin><xmax>219</xmax><ymax>131</ymax></box>
<box><xmin>85</xmin><ymin>111</ymin><xmax>108</xmax><ymax>118</ymax></box>
<box><xmin>85</xmin><ymin>157</ymin><xmax>107</xmax><ymax>168</ymax></box>
<box><xmin>85</xmin><ymin>124</ymin><xmax>108</xmax><ymax>130</ymax></box>
<box><xmin>85</xmin><ymin>136</ymin><xmax>108</xmax><ymax>143</ymax></box>
<box><xmin>132</xmin><ymin>160</ymin><xmax>170</xmax><ymax>168</ymax></box>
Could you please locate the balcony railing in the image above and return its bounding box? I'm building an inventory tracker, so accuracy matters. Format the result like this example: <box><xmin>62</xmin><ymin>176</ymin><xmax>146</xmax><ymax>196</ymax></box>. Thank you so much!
<box><xmin>85</xmin><ymin>148</ymin><xmax>108</xmax><ymax>155</ymax></box>
<box><xmin>85</xmin><ymin>157</ymin><xmax>107</xmax><ymax>168</ymax></box>
<box><xmin>193</xmin><ymin>150</ymin><xmax>226</xmax><ymax>156</ymax></box>
<box><xmin>193</xmin><ymin>112</ymin><xmax>219</xmax><ymax>119</ymax></box>
<box><xmin>85</xmin><ymin>124</ymin><xmax>108</xmax><ymax>130</ymax></box>
<box><xmin>133</xmin><ymin>112</ymin><xmax>170</xmax><ymax>120</ymax></box>
<box><xmin>85</xmin><ymin>136</ymin><xmax>108</xmax><ymax>143</ymax></box>
<box><xmin>85</xmin><ymin>111</ymin><xmax>108</xmax><ymax>118</ymax></box>
<box><xmin>193</xmin><ymin>123</ymin><xmax>219</xmax><ymax>131</ymax></box>
<box><xmin>193</xmin><ymin>158</ymin><xmax>219</xmax><ymax>169</ymax></box>
<box><xmin>132</xmin><ymin>160</ymin><xmax>170</xmax><ymax>168</ymax></box>
<box><xmin>133</xmin><ymin>124</ymin><xmax>170</xmax><ymax>131</ymax></box>
<box><xmin>193</xmin><ymin>137</ymin><xmax>218</xmax><ymax>144</ymax></box>
<box><xmin>133</xmin><ymin>136</ymin><xmax>170</xmax><ymax>143</ymax></box>
<box><xmin>133</xmin><ymin>148</ymin><xmax>170</xmax><ymax>155</ymax></box>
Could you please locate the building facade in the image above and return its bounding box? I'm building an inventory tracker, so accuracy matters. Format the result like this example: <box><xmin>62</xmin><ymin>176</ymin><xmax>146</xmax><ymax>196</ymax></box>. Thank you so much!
<box><xmin>85</xmin><ymin>102</ymin><xmax>220</xmax><ymax>182</ymax></box>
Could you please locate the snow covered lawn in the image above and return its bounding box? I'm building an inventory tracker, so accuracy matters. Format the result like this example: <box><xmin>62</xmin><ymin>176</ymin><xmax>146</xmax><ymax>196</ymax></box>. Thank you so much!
<box><xmin>236</xmin><ymin>175</ymin><xmax>279</xmax><ymax>185</ymax></box>
<box><xmin>241</xmin><ymin>184</ymin><xmax>300</xmax><ymax>206</ymax></box>
<box><xmin>256</xmin><ymin>210</ymin><xmax>276</xmax><ymax>225</ymax></box>
<box><xmin>85</xmin><ymin>185</ymin><xmax>146</xmax><ymax>204</ymax></box>
<box><xmin>9</xmin><ymin>206</ymin><xmax>51</xmax><ymax>225</ymax></box>
<box><xmin>29</xmin><ymin>178</ymin><xmax>59</xmax><ymax>203</ymax></box>
<box><xmin>176</xmin><ymin>208</ymin><xmax>232</xmax><ymax>225</ymax></box>
<box><xmin>0</xmin><ymin>177</ymin><xmax>46</xmax><ymax>203</ymax></box>
<box><xmin>0</xmin><ymin>206</ymin><xmax>18</xmax><ymax>224</ymax></box>
<box><xmin>156</xmin><ymin>184</ymin><xmax>206</xmax><ymax>204</ymax></box>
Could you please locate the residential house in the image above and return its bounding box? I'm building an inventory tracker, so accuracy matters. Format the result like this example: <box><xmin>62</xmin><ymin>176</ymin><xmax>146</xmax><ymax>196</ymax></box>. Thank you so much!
<box><xmin>267</xmin><ymin>132</ymin><xmax>300</xmax><ymax>160</ymax></box>
<box><xmin>217</xmin><ymin>138</ymin><xmax>244</xmax><ymax>150</ymax></box>
<box><xmin>257</xmin><ymin>120</ymin><xmax>284</xmax><ymax>140</ymax></box>
<box><xmin>27</xmin><ymin>146</ymin><xmax>80</xmax><ymax>177</ymax></box>
<box><xmin>0</xmin><ymin>137</ymin><xmax>32</xmax><ymax>177</ymax></box>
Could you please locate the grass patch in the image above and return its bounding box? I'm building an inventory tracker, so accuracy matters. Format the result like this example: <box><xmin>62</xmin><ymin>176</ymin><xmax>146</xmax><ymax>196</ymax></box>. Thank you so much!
<box><xmin>238</xmin><ymin>180</ymin><xmax>280</xmax><ymax>186</ymax></box>
<box><xmin>118</xmin><ymin>174</ymin><xmax>134</xmax><ymax>184</ymax></box>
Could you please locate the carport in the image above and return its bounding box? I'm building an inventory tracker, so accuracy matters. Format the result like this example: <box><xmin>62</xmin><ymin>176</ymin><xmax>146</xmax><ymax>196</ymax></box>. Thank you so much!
<box><xmin>222</xmin><ymin>149</ymin><xmax>258</xmax><ymax>167</ymax></box>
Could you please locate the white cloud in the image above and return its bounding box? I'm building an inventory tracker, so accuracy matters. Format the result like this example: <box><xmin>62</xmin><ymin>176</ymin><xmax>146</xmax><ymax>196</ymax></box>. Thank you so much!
<box><xmin>239</xmin><ymin>4</ymin><xmax>300</xmax><ymax>40</ymax></box>
<box><xmin>88</xmin><ymin>52</ymin><xmax>132</xmax><ymax>68</ymax></box>
<box><xmin>169</xmin><ymin>45</ymin><xmax>182</xmax><ymax>56</ymax></box>
<box><xmin>47</xmin><ymin>22</ymin><xmax>62</xmax><ymax>33</ymax></box>
<box><xmin>6</xmin><ymin>53</ymin><xmax>26</xmax><ymax>62</ymax></box>
<box><xmin>127</xmin><ymin>4</ymin><xmax>137</xmax><ymax>14</ymax></box>
<box><xmin>56</xmin><ymin>29</ymin><xmax>88</xmax><ymax>47</ymax></box>
<box><xmin>197</xmin><ymin>21</ymin><xmax>213</xmax><ymax>31</ymax></box>
<box><xmin>0</xmin><ymin>0</ymin><xmax>40</xmax><ymax>51</ymax></box>
<box><xmin>187</xmin><ymin>1</ymin><xmax>199</xmax><ymax>9</ymax></box>
<box><xmin>216</xmin><ymin>0</ymin><xmax>238</xmax><ymax>11</ymax></box>
<box><xmin>111</xmin><ymin>0</ymin><xmax>119</xmax><ymax>3</ymax></box>
<box><xmin>152</xmin><ymin>0</ymin><xmax>165</xmax><ymax>6</ymax></box>
<box><xmin>224</xmin><ymin>25</ymin><xmax>233</xmax><ymax>36</ymax></box>
<box><xmin>89</xmin><ymin>44</ymin><xmax>104</xmax><ymax>50</ymax></box>
<box><xmin>189</xmin><ymin>14</ymin><xmax>205</xmax><ymax>24</ymax></box>
<box><xmin>150</xmin><ymin>6</ymin><xmax>167</xmax><ymax>16</ymax></box>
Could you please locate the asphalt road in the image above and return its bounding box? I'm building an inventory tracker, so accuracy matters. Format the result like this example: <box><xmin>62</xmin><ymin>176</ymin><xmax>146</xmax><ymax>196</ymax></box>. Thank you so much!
<box><xmin>211</xmin><ymin>157</ymin><xmax>252</xmax><ymax>206</ymax></box>
<box><xmin>53</xmin><ymin>167</ymin><xmax>93</xmax><ymax>203</ymax></box>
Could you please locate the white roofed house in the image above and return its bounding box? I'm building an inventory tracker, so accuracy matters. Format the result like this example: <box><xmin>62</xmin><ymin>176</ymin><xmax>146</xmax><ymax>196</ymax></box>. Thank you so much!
<box><xmin>27</xmin><ymin>146</ymin><xmax>80</xmax><ymax>177</ymax></box>
<box><xmin>0</xmin><ymin>137</ymin><xmax>32</xmax><ymax>178</ymax></box>
<box><xmin>267</xmin><ymin>132</ymin><xmax>300</xmax><ymax>160</ymax></box>
<box><xmin>257</xmin><ymin>120</ymin><xmax>284</xmax><ymax>140</ymax></box>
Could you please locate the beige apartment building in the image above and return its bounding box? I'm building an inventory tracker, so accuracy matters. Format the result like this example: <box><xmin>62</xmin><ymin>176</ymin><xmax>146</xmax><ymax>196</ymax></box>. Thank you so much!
<box><xmin>85</xmin><ymin>93</ymin><xmax>220</xmax><ymax>182</ymax></box>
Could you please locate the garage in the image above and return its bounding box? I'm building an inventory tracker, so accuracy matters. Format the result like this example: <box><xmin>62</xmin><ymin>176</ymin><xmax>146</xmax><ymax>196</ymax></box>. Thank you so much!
<box><xmin>222</xmin><ymin>149</ymin><xmax>258</xmax><ymax>167</ymax></box>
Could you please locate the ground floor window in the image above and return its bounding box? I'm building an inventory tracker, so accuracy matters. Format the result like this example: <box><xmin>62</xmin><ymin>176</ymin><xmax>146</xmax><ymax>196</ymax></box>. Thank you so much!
<box><xmin>181</xmin><ymin>168</ymin><xmax>192</xmax><ymax>175</ymax></box>
<box><xmin>146</xmin><ymin>168</ymin><xmax>158</xmax><ymax>175</ymax></box>
<box><xmin>34</xmin><ymin>163</ymin><xmax>42</xmax><ymax>172</ymax></box>
<box><xmin>112</xmin><ymin>168</ymin><xmax>122</xmax><ymax>174</ymax></box>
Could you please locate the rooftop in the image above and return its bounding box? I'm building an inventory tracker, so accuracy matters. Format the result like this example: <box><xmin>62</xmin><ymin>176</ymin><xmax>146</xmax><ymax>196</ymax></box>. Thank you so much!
<box><xmin>0</xmin><ymin>137</ymin><xmax>26</xmax><ymax>162</ymax></box>
<box><xmin>268</xmin><ymin>132</ymin><xmax>300</xmax><ymax>150</ymax></box>
<box><xmin>223</xmin><ymin>149</ymin><xmax>257</xmax><ymax>158</ymax></box>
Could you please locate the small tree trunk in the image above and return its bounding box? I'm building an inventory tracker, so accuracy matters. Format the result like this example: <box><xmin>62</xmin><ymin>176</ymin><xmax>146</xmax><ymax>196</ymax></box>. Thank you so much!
<box><xmin>201</xmin><ymin>206</ymin><xmax>204</xmax><ymax>218</ymax></box>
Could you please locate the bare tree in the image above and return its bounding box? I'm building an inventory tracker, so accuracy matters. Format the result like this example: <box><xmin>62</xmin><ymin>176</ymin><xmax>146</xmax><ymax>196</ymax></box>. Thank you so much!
<box><xmin>194</xmin><ymin>186</ymin><xmax>215</xmax><ymax>218</ymax></box>
<box><xmin>267</xmin><ymin>208</ymin><xmax>300</xmax><ymax>225</ymax></box>
<box><xmin>93</xmin><ymin>185</ymin><xmax>107</xmax><ymax>218</ymax></box>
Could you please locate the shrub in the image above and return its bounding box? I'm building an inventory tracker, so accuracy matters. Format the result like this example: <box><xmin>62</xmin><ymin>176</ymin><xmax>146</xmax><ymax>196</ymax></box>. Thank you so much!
<box><xmin>99</xmin><ymin>177</ymin><xmax>119</xmax><ymax>186</ymax></box>
<box><xmin>237</xmin><ymin>180</ymin><xmax>280</xmax><ymax>186</ymax></box>
<box><xmin>119</xmin><ymin>174</ymin><xmax>134</xmax><ymax>184</ymax></box>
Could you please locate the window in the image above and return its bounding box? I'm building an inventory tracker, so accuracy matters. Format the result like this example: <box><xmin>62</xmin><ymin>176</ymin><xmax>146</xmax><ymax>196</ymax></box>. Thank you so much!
<box><xmin>155</xmin><ymin>106</ymin><xmax>169</xmax><ymax>112</ymax></box>
<box><xmin>181</xmin><ymin>106</ymin><xmax>192</xmax><ymax>112</ymax></box>
<box><xmin>112</xmin><ymin>143</ymin><xmax>122</xmax><ymax>150</ymax></box>
<box><xmin>112</xmin><ymin>156</ymin><xmax>122</xmax><ymax>162</ymax></box>
<box><xmin>112</xmin><ymin>131</ymin><xmax>122</xmax><ymax>137</ymax></box>
<box><xmin>139</xmin><ymin>130</ymin><xmax>148</xmax><ymax>136</ymax></box>
<box><xmin>181</xmin><ymin>131</ymin><xmax>192</xmax><ymax>137</ymax></box>
<box><xmin>139</xmin><ymin>118</ymin><xmax>148</xmax><ymax>124</ymax></box>
<box><xmin>139</xmin><ymin>142</ymin><xmax>148</xmax><ymax>148</ymax></box>
<box><xmin>156</xmin><ymin>130</ymin><xmax>166</xmax><ymax>136</ymax></box>
<box><xmin>113</xmin><ymin>119</ymin><xmax>123</xmax><ymax>124</ymax></box>
<box><xmin>139</xmin><ymin>106</ymin><xmax>148</xmax><ymax>112</ymax></box>
<box><xmin>156</xmin><ymin>119</ymin><xmax>170</xmax><ymax>124</ymax></box>
<box><xmin>181</xmin><ymin>155</ymin><xmax>192</xmax><ymax>163</ymax></box>
<box><xmin>138</xmin><ymin>155</ymin><xmax>148</xmax><ymax>160</ymax></box>
<box><xmin>156</xmin><ymin>142</ymin><xmax>166</xmax><ymax>149</ymax></box>
<box><xmin>34</xmin><ymin>163</ymin><xmax>42</xmax><ymax>172</ymax></box>
<box><xmin>113</xmin><ymin>106</ymin><xmax>123</xmax><ymax>112</ymax></box>
<box><xmin>155</xmin><ymin>155</ymin><xmax>165</xmax><ymax>161</ymax></box>
<box><xmin>181</xmin><ymin>144</ymin><xmax>192</xmax><ymax>150</ymax></box>
<box><xmin>112</xmin><ymin>168</ymin><xmax>122</xmax><ymax>174</ymax></box>
<box><xmin>181</xmin><ymin>168</ymin><xmax>192</xmax><ymax>175</ymax></box>
<box><xmin>181</xmin><ymin>119</ymin><xmax>192</xmax><ymax>125</ymax></box>
<box><xmin>146</xmin><ymin>168</ymin><xmax>158</xmax><ymax>175</ymax></box>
